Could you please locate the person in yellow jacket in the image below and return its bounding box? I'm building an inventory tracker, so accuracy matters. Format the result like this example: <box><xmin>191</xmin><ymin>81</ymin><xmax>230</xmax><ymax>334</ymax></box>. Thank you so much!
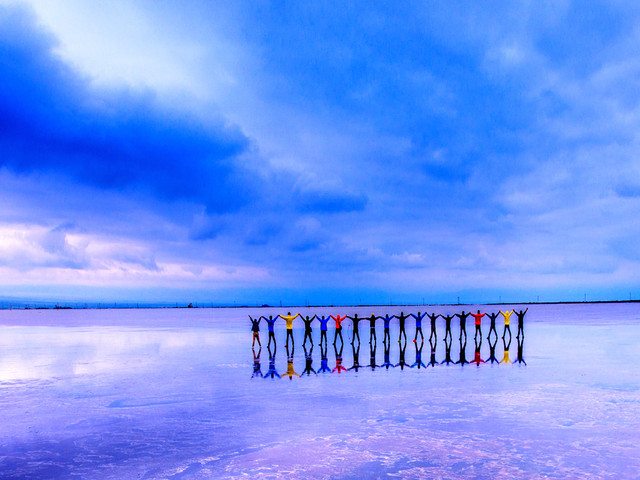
<box><xmin>500</xmin><ymin>309</ymin><xmax>513</xmax><ymax>339</ymax></box>
<box><xmin>280</xmin><ymin>312</ymin><xmax>299</xmax><ymax>347</ymax></box>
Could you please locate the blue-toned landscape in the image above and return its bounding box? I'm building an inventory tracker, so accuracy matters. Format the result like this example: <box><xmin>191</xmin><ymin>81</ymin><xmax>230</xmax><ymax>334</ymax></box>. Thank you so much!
<box><xmin>1</xmin><ymin>303</ymin><xmax>639</xmax><ymax>479</ymax></box>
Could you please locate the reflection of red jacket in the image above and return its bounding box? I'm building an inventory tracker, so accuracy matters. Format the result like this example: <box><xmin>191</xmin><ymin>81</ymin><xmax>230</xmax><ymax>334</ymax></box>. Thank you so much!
<box><xmin>470</xmin><ymin>313</ymin><xmax>485</xmax><ymax>325</ymax></box>
<box><xmin>472</xmin><ymin>351</ymin><xmax>485</xmax><ymax>365</ymax></box>
<box><xmin>332</xmin><ymin>358</ymin><xmax>347</xmax><ymax>373</ymax></box>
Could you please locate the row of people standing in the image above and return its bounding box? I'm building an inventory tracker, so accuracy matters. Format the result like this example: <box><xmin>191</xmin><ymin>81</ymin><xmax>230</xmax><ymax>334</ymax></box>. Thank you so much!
<box><xmin>250</xmin><ymin>309</ymin><xmax>528</xmax><ymax>348</ymax></box>
<box><xmin>252</xmin><ymin>330</ymin><xmax>526</xmax><ymax>380</ymax></box>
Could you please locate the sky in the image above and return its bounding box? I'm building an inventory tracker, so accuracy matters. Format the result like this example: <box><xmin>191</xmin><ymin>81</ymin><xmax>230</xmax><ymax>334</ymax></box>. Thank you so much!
<box><xmin>1</xmin><ymin>0</ymin><xmax>640</xmax><ymax>305</ymax></box>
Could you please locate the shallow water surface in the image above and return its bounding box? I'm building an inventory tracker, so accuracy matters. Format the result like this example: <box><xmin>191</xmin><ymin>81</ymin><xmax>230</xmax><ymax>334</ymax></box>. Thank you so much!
<box><xmin>1</xmin><ymin>304</ymin><xmax>639</xmax><ymax>479</ymax></box>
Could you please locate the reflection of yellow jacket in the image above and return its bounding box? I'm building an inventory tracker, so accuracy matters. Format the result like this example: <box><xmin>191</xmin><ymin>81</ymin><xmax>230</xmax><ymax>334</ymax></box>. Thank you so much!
<box><xmin>281</xmin><ymin>314</ymin><xmax>299</xmax><ymax>329</ymax></box>
<box><xmin>501</xmin><ymin>351</ymin><xmax>511</xmax><ymax>364</ymax></box>
<box><xmin>500</xmin><ymin>310</ymin><xmax>513</xmax><ymax>325</ymax></box>
<box><xmin>282</xmin><ymin>361</ymin><xmax>300</xmax><ymax>379</ymax></box>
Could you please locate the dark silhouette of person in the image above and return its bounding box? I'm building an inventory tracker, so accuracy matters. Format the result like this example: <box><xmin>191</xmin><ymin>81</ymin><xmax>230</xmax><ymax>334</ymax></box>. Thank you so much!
<box><xmin>349</xmin><ymin>341</ymin><xmax>362</xmax><ymax>373</ymax></box>
<box><xmin>500</xmin><ymin>335</ymin><xmax>512</xmax><ymax>364</ymax></box>
<box><xmin>382</xmin><ymin>339</ymin><xmax>393</xmax><ymax>369</ymax></box>
<box><xmin>411</xmin><ymin>341</ymin><xmax>426</xmax><ymax>369</ymax></box>
<box><xmin>367</xmin><ymin>314</ymin><xmax>377</xmax><ymax>345</ymax></box>
<box><xmin>470</xmin><ymin>336</ymin><xmax>485</xmax><ymax>366</ymax></box>
<box><xmin>317</xmin><ymin>315</ymin><xmax>331</xmax><ymax>347</ymax></box>
<box><xmin>346</xmin><ymin>314</ymin><xmax>364</xmax><ymax>345</ymax></box>
<box><xmin>470</xmin><ymin>310</ymin><xmax>485</xmax><ymax>342</ymax></box>
<box><xmin>427</xmin><ymin>312</ymin><xmax>440</xmax><ymax>343</ymax></box>
<box><xmin>441</xmin><ymin>336</ymin><xmax>454</xmax><ymax>365</ymax></box>
<box><xmin>301</xmin><ymin>314</ymin><xmax>316</xmax><ymax>347</ymax></box>
<box><xmin>486</xmin><ymin>334</ymin><xmax>500</xmax><ymax>364</ymax></box>
<box><xmin>331</xmin><ymin>314</ymin><xmax>346</xmax><ymax>345</ymax></box>
<box><xmin>486</xmin><ymin>312</ymin><xmax>499</xmax><ymax>340</ymax></box>
<box><xmin>395</xmin><ymin>311</ymin><xmax>410</xmax><ymax>345</ymax></box>
<box><xmin>515</xmin><ymin>334</ymin><xmax>526</xmax><ymax>365</ymax></box>
<box><xmin>456</xmin><ymin>335</ymin><xmax>469</xmax><ymax>365</ymax></box>
<box><xmin>332</xmin><ymin>341</ymin><xmax>347</xmax><ymax>373</ymax></box>
<box><xmin>455</xmin><ymin>311</ymin><xmax>470</xmax><ymax>341</ymax></box>
<box><xmin>251</xmin><ymin>347</ymin><xmax>263</xmax><ymax>378</ymax></box>
<box><xmin>264</xmin><ymin>344</ymin><xmax>280</xmax><ymax>379</ymax></box>
<box><xmin>318</xmin><ymin>342</ymin><xmax>331</xmax><ymax>374</ymax></box>
<box><xmin>428</xmin><ymin>337</ymin><xmax>438</xmax><ymax>367</ymax></box>
<box><xmin>380</xmin><ymin>314</ymin><xmax>393</xmax><ymax>345</ymax></box>
<box><xmin>302</xmin><ymin>343</ymin><xmax>316</xmax><ymax>375</ymax></box>
<box><xmin>368</xmin><ymin>340</ymin><xmax>379</xmax><ymax>370</ymax></box>
<box><xmin>249</xmin><ymin>315</ymin><xmax>261</xmax><ymax>347</ymax></box>
<box><xmin>281</xmin><ymin>312</ymin><xmax>299</xmax><ymax>348</ymax></box>
<box><xmin>282</xmin><ymin>344</ymin><xmax>300</xmax><ymax>380</ymax></box>
<box><xmin>442</xmin><ymin>314</ymin><xmax>455</xmax><ymax>342</ymax></box>
<box><xmin>411</xmin><ymin>312</ymin><xmax>426</xmax><ymax>343</ymax></box>
<box><xmin>395</xmin><ymin>338</ymin><xmax>408</xmax><ymax>370</ymax></box>
<box><xmin>515</xmin><ymin>308</ymin><xmax>528</xmax><ymax>339</ymax></box>
<box><xmin>262</xmin><ymin>315</ymin><xmax>279</xmax><ymax>349</ymax></box>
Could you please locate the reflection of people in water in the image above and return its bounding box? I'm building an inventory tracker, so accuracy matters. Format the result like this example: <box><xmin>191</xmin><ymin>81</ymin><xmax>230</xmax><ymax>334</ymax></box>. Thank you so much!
<box><xmin>264</xmin><ymin>344</ymin><xmax>280</xmax><ymax>379</ymax></box>
<box><xmin>331</xmin><ymin>314</ymin><xmax>346</xmax><ymax>345</ymax></box>
<box><xmin>262</xmin><ymin>315</ymin><xmax>279</xmax><ymax>349</ymax></box>
<box><xmin>486</xmin><ymin>334</ymin><xmax>499</xmax><ymax>364</ymax></box>
<box><xmin>486</xmin><ymin>312</ymin><xmax>499</xmax><ymax>340</ymax></box>
<box><xmin>318</xmin><ymin>342</ymin><xmax>331</xmax><ymax>373</ymax></box>
<box><xmin>470</xmin><ymin>336</ymin><xmax>485</xmax><ymax>366</ymax></box>
<box><xmin>301</xmin><ymin>314</ymin><xmax>316</xmax><ymax>347</ymax></box>
<box><xmin>317</xmin><ymin>315</ymin><xmax>331</xmax><ymax>347</ymax></box>
<box><xmin>281</xmin><ymin>312</ymin><xmax>299</xmax><ymax>347</ymax></box>
<box><xmin>456</xmin><ymin>311</ymin><xmax>470</xmax><ymax>341</ymax></box>
<box><xmin>349</xmin><ymin>341</ymin><xmax>362</xmax><ymax>372</ymax></box>
<box><xmin>515</xmin><ymin>308</ymin><xmax>528</xmax><ymax>339</ymax></box>
<box><xmin>411</xmin><ymin>311</ymin><xmax>426</xmax><ymax>343</ymax></box>
<box><xmin>249</xmin><ymin>315</ymin><xmax>261</xmax><ymax>347</ymax></box>
<box><xmin>380</xmin><ymin>314</ymin><xmax>393</xmax><ymax>345</ymax></box>
<box><xmin>500</xmin><ymin>335</ymin><xmax>512</xmax><ymax>364</ymax></box>
<box><xmin>428</xmin><ymin>312</ymin><xmax>439</xmax><ymax>342</ymax></box>
<box><xmin>470</xmin><ymin>310</ymin><xmax>485</xmax><ymax>341</ymax></box>
<box><xmin>346</xmin><ymin>314</ymin><xmax>364</xmax><ymax>345</ymax></box>
<box><xmin>515</xmin><ymin>334</ymin><xmax>526</xmax><ymax>365</ymax></box>
<box><xmin>395</xmin><ymin>311</ymin><xmax>410</xmax><ymax>344</ymax></box>
<box><xmin>500</xmin><ymin>309</ymin><xmax>513</xmax><ymax>340</ymax></box>
<box><xmin>411</xmin><ymin>341</ymin><xmax>426</xmax><ymax>368</ymax></box>
<box><xmin>368</xmin><ymin>314</ymin><xmax>377</xmax><ymax>345</ymax></box>
<box><xmin>428</xmin><ymin>338</ymin><xmax>438</xmax><ymax>367</ymax></box>
<box><xmin>251</xmin><ymin>347</ymin><xmax>263</xmax><ymax>378</ymax></box>
<box><xmin>382</xmin><ymin>340</ymin><xmax>393</xmax><ymax>369</ymax></box>
<box><xmin>395</xmin><ymin>338</ymin><xmax>408</xmax><ymax>370</ymax></box>
<box><xmin>441</xmin><ymin>336</ymin><xmax>454</xmax><ymax>365</ymax></box>
<box><xmin>456</xmin><ymin>335</ymin><xmax>469</xmax><ymax>365</ymax></box>
<box><xmin>282</xmin><ymin>345</ymin><xmax>300</xmax><ymax>380</ymax></box>
<box><xmin>332</xmin><ymin>342</ymin><xmax>347</xmax><ymax>373</ymax></box>
<box><xmin>442</xmin><ymin>314</ymin><xmax>455</xmax><ymax>342</ymax></box>
<box><xmin>302</xmin><ymin>343</ymin><xmax>316</xmax><ymax>375</ymax></box>
<box><xmin>368</xmin><ymin>341</ymin><xmax>379</xmax><ymax>370</ymax></box>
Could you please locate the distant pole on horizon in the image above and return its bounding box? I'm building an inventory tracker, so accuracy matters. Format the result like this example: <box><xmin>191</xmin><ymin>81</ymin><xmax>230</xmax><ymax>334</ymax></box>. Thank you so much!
<box><xmin>457</xmin><ymin>296</ymin><xmax>460</xmax><ymax>305</ymax></box>
<box><xmin>584</xmin><ymin>293</ymin><xmax>587</xmax><ymax>302</ymax></box>
<box><xmin>499</xmin><ymin>295</ymin><xmax>501</xmax><ymax>303</ymax></box>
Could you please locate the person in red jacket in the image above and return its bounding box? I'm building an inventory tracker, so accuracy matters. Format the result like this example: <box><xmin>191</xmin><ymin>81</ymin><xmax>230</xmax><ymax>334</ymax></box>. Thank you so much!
<box><xmin>470</xmin><ymin>310</ymin><xmax>485</xmax><ymax>341</ymax></box>
<box><xmin>331</xmin><ymin>314</ymin><xmax>346</xmax><ymax>345</ymax></box>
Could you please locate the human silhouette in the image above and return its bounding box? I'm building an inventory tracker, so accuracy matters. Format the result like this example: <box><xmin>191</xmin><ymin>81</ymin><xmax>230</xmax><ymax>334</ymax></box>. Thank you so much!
<box><xmin>282</xmin><ymin>344</ymin><xmax>300</xmax><ymax>380</ymax></box>
<box><xmin>332</xmin><ymin>342</ymin><xmax>347</xmax><ymax>373</ymax></box>
<box><xmin>249</xmin><ymin>315</ymin><xmax>261</xmax><ymax>347</ymax></box>
<box><xmin>395</xmin><ymin>311</ymin><xmax>410</xmax><ymax>344</ymax></box>
<box><xmin>368</xmin><ymin>340</ymin><xmax>379</xmax><ymax>370</ymax></box>
<box><xmin>302</xmin><ymin>343</ymin><xmax>316</xmax><ymax>375</ymax></box>
<box><xmin>442</xmin><ymin>314</ymin><xmax>455</xmax><ymax>342</ymax></box>
<box><xmin>486</xmin><ymin>312</ymin><xmax>499</xmax><ymax>340</ymax></box>
<box><xmin>411</xmin><ymin>312</ymin><xmax>426</xmax><ymax>343</ymax></box>
<box><xmin>301</xmin><ymin>314</ymin><xmax>316</xmax><ymax>347</ymax></box>
<box><xmin>346</xmin><ymin>314</ymin><xmax>364</xmax><ymax>345</ymax></box>
<box><xmin>427</xmin><ymin>312</ymin><xmax>439</xmax><ymax>343</ymax></box>
<box><xmin>411</xmin><ymin>341</ymin><xmax>426</xmax><ymax>369</ymax></box>
<box><xmin>251</xmin><ymin>347</ymin><xmax>263</xmax><ymax>378</ymax></box>
<box><xmin>455</xmin><ymin>311</ymin><xmax>470</xmax><ymax>341</ymax></box>
<box><xmin>500</xmin><ymin>309</ymin><xmax>513</xmax><ymax>340</ymax></box>
<box><xmin>317</xmin><ymin>315</ymin><xmax>331</xmax><ymax>347</ymax></box>
<box><xmin>382</xmin><ymin>340</ymin><xmax>393</xmax><ymax>369</ymax></box>
<box><xmin>455</xmin><ymin>335</ymin><xmax>469</xmax><ymax>365</ymax></box>
<box><xmin>427</xmin><ymin>337</ymin><xmax>438</xmax><ymax>367</ymax></box>
<box><xmin>470</xmin><ymin>336</ymin><xmax>485</xmax><ymax>366</ymax></box>
<box><xmin>281</xmin><ymin>312</ymin><xmax>299</xmax><ymax>348</ymax></box>
<box><xmin>318</xmin><ymin>342</ymin><xmax>331</xmax><ymax>374</ymax></box>
<box><xmin>331</xmin><ymin>314</ymin><xmax>346</xmax><ymax>345</ymax></box>
<box><xmin>515</xmin><ymin>308</ymin><xmax>528</xmax><ymax>339</ymax></box>
<box><xmin>441</xmin><ymin>336</ymin><xmax>454</xmax><ymax>365</ymax></box>
<box><xmin>264</xmin><ymin>344</ymin><xmax>280</xmax><ymax>379</ymax></box>
<box><xmin>262</xmin><ymin>315</ymin><xmax>279</xmax><ymax>349</ymax></box>
<box><xmin>395</xmin><ymin>338</ymin><xmax>408</xmax><ymax>370</ymax></box>
<box><xmin>515</xmin><ymin>334</ymin><xmax>526</xmax><ymax>365</ymax></box>
<box><xmin>486</xmin><ymin>334</ymin><xmax>500</xmax><ymax>364</ymax></box>
<box><xmin>349</xmin><ymin>341</ymin><xmax>362</xmax><ymax>373</ymax></box>
<box><xmin>380</xmin><ymin>314</ymin><xmax>393</xmax><ymax>345</ymax></box>
<box><xmin>367</xmin><ymin>314</ymin><xmax>377</xmax><ymax>345</ymax></box>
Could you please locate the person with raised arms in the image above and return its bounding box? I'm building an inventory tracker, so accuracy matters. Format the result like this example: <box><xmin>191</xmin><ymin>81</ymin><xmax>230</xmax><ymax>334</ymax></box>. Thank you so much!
<box><xmin>470</xmin><ymin>310</ymin><xmax>485</xmax><ymax>341</ymax></box>
<box><xmin>394</xmin><ymin>311</ymin><xmax>410</xmax><ymax>345</ymax></box>
<box><xmin>411</xmin><ymin>311</ymin><xmax>426</xmax><ymax>343</ymax></box>
<box><xmin>280</xmin><ymin>311</ymin><xmax>300</xmax><ymax>348</ymax></box>
<box><xmin>331</xmin><ymin>313</ymin><xmax>347</xmax><ymax>345</ymax></box>
<box><xmin>515</xmin><ymin>334</ymin><xmax>526</xmax><ymax>365</ymax></box>
<box><xmin>485</xmin><ymin>312</ymin><xmax>499</xmax><ymax>340</ymax></box>
<box><xmin>301</xmin><ymin>314</ymin><xmax>316</xmax><ymax>347</ymax></box>
<box><xmin>249</xmin><ymin>315</ymin><xmax>261</xmax><ymax>347</ymax></box>
<box><xmin>379</xmin><ymin>313</ymin><xmax>393</xmax><ymax>345</ymax></box>
<box><xmin>349</xmin><ymin>342</ymin><xmax>362</xmax><ymax>373</ymax></box>
<box><xmin>367</xmin><ymin>314</ymin><xmax>378</xmax><ymax>345</ymax></box>
<box><xmin>500</xmin><ymin>309</ymin><xmax>513</xmax><ymax>339</ymax></box>
<box><xmin>346</xmin><ymin>313</ymin><xmax>364</xmax><ymax>345</ymax></box>
<box><xmin>317</xmin><ymin>314</ymin><xmax>331</xmax><ymax>347</ymax></box>
<box><xmin>515</xmin><ymin>308</ymin><xmax>528</xmax><ymax>339</ymax></box>
<box><xmin>455</xmin><ymin>311</ymin><xmax>470</xmax><ymax>341</ymax></box>
<box><xmin>442</xmin><ymin>314</ymin><xmax>455</xmax><ymax>343</ymax></box>
<box><xmin>427</xmin><ymin>337</ymin><xmax>438</xmax><ymax>367</ymax></box>
<box><xmin>427</xmin><ymin>312</ymin><xmax>440</xmax><ymax>343</ymax></box>
<box><xmin>261</xmin><ymin>314</ymin><xmax>279</xmax><ymax>349</ymax></box>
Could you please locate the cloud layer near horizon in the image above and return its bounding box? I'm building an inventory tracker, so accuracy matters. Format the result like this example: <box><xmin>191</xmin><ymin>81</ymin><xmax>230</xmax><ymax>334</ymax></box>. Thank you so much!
<box><xmin>1</xmin><ymin>1</ymin><xmax>639</xmax><ymax>304</ymax></box>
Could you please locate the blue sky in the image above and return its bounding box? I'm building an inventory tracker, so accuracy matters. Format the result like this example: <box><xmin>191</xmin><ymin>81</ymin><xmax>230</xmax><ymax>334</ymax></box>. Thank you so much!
<box><xmin>1</xmin><ymin>1</ymin><xmax>639</xmax><ymax>305</ymax></box>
